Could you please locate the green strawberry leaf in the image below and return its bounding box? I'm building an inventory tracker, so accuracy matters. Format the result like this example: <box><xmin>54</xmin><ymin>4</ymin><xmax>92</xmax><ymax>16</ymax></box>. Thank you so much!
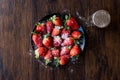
<box><xmin>35</xmin><ymin>22</ymin><xmax>41</xmax><ymax>26</ymax></box>
<box><xmin>74</xmin><ymin>40</ymin><xmax>80</xmax><ymax>45</ymax></box>
<box><xmin>45</xmin><ymin>59</ymin><xmax>51</xmax><ymax>65</ymax></box>
<box><xmin>35</xmin><ymin>51</ymin><xmax>39</xmax><ymax>59</ymax></box>
<box><xmin>71</xmin><ymin>55</ymin><xmax>79</xmax><ymax>62</ymax></box>
<box><xmin>53</xmin><ymin>57</ymin><xmax>60</xmax><ymax>67</ymax></box>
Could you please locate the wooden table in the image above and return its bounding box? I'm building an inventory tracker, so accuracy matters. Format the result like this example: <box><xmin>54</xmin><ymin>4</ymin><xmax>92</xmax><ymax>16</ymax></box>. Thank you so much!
<box><xmin>0</xmin><ymin>0</ymin><xmax>120</xmax><ymax>80</ymax></box>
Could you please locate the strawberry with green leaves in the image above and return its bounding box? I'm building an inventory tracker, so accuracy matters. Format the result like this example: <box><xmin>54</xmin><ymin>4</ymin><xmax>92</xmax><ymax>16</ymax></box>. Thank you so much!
<box><xmin>71</xmin><ymin>31</ymin><xmax>81</xmax><ymax>39</ymax></box>
<box><xmin>51</xmin><ymin>48</ymin><xmax>60</xmax><ymax>57</ymax></box>
<box><xmin>51</xmin><ymin>26</ymin><xmax>62</xmax><ymax>37</ymax></box>
<box><xmin>53</xmin><ymin>36</ymin><xmax>62</xmax><ymax>47</ymax></box>
<box><xmin>65</xmin><ymin>15</ymin><xmax>79</xmax><ymax>30</ymax></box>
<box><xmin>32</xmin><ymin>33</ymin><xmax>42</xmax><ymax>47</ymax></box>
<box><xmin>44</xmin><ymin>50</ymin><xmax>53</xmax><ymax>65</ymax></box>
<box><xmin>35</xmin><ymin>22</ymin><xmax>46</xmax><ymax>34</ymax></box>
<box><xmin>70</xmin><ymin>45</ymin><xmax>80</xmax><ymax>57</ymax></box>
<box><xmin>42</xmin><ymin>35</ymin><xmax>52</xmax><ymax>48</ymax></box>
<box><xmin>60</xmin><ymin>46</ymin><xmax>71</xmax><ymax>56</ymax></box>
<box><xmin>61</xmin><ymin>28</ymin><xmax>71</xmax><ymax>39</ymax></box>
<box><xmin>51</xmin><ymin>15</ymin><xmax>62</xmax><ymax>26</ymax></box>
<box><xmin>61</xmin><ymin>37</ymin><xmax>74</xmax><ymax>46</ymax></box>
<box><xmin>35</xmin><ymin>47</ymin><xmax>47</xmax><ymax>58</ymax></box>
<box><xmin>46</xmin><ymin>21</ymin><xmax>54</xmax><ymax>34</ymax></box>
<box><xmin>59</xmin><ymin>55</ymin><xmax>70</xmax><ymax>65</ymax></box>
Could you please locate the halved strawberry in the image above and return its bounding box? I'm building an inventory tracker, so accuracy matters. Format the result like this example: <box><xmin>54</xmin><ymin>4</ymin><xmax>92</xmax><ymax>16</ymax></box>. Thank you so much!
<box><xmin>70</xmin><ymin>45</ymin><xmax>80</xmax><ymax>57</ymax></box>
<box><xmin>61</xmin><ymin>28</ymin><xmax>71</xmax><ymax>39</ymax></box>
<box><xmin>61</xmin><ymin>37</ymin><xmax>74</xmax><ymax>46</ymax></box>
<box><xmin>52</xmin><ymin>48</ymin><xmax>60</xmax><ymax>57</ymax></box>
<box><xmin>51</xmin><ymin>26</ymin><xmax>62</xmax><ymax>37</ymax></box>
<box><xmin>52</xmin><ymin>15</ymin><xmax>62</xmax><ymax>26</ymax></box>
<box><xmin>60</xmin><ymin>46</ymin><xmax>71</xmax><ymax>56</ymax></box>
<box><xmin>71</xmin><ymin>31</ymin><xmax>81</xmax><ymax>39</ymax></box>
<box><xmin>32</xmin><ymin>33</ymin><xmax>42</xmax><ymax>47</ymax></box>
<box><xmin>35</xmin><ymin>47</ymin><xmax>47</xmax><ymax>58</ymax></box>
<box><xmin>44</xmin><ymin>50</ymin><xmax>53</xmax><ymax>65</ymax></box>
<box><xmin>46</xmin><ymin>21</ymin><xmax>54</xmax><ymax>34</ymax></box>
<box><xmin>59</xmin><ymin>55</ymin><xmax>70</xmax><ymax>65</ymax></box>
<box><xmin>35</xmin><ymin>23</ymin><xmax>46</xmax><ymax>33</ymax></box>
<box><xmin>53</xmin><ymin>36</ymin><xmax>62</xmax><ymax>47</ymax></box>
<box><xmin>42</xmin><ymin>35</ymin><xmax>52</xmax><ymax>48</ymax></box>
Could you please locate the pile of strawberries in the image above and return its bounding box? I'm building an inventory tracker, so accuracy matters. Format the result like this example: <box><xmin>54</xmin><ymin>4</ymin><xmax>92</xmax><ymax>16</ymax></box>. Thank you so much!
<box><xmin>32</xmin><ymin>14</ymin><xmax>82</xmax><ymax>66</ymax></box>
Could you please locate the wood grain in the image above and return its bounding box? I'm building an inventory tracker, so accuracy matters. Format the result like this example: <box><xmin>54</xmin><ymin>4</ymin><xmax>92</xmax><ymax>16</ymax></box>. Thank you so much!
<box><xmin>0</xmin><ymin>0</ymin><xmax>120</xmax><ymax>80</ymax></box>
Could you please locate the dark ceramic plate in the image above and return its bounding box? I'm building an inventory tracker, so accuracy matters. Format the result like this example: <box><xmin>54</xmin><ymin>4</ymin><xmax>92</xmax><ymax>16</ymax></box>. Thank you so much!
<box><xmin>31</xmin><ymin>13</ymin><xmax>85</xmax><ymax>67</ymax></box>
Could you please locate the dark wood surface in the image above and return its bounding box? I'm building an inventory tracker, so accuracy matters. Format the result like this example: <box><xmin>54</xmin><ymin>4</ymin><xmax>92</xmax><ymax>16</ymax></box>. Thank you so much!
<box><xmin>0</xmin><ymin>0</ymin><xmax>120</xmax><ymax>80</ymax></box>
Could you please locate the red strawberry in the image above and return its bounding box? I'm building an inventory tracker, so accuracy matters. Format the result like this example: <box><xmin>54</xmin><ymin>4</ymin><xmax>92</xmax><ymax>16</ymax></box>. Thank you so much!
<box><xmin>46</xmin><ymin>21</ymin><xmax>54</xmax><ymax>34</ymax></box>
<box><xmin>44</xmin><ymin>50</ymin><xmax>53</xmax><ymax>65</ymax></box>
<box><xmin>66</xmin><ymin>17</ymin><xmax>79</xmax><ymax>30</ymax></box>
<box><xmin>53</xmin><ymin>36</ymin><xmax>62</xmax><ymax>47</ymax></box>
<box><xmin>32</xmin><ymin>34</ymin><xmax>42</xmax><ymax>47</ymax></box>
<box><xmin>35</xmin><ymin>47</ymin><xmax>47</xmax><ymax>58</ymax></box>
<box><xmin>61</xmin><ymin>37</ymin><xmax>74</xmax><ymax>46</ymax></box>
<box><xmin>36</xmin><ymin>23</ymin><xmax>46</xmax><ymax>33</ymax></box>
<box><xmin>59</xmin><ymin>55</ymin><xmax>70</xmax><ymax>65</ymax></box>
<box><xmin>52</xmin><ymin>15</ymin><xmax>62</xmax><ymax>26</ymax></box>
<box><xmin>52</xmin><ymin>48</ymin><xmax>60</xmax><ymax>57</ymax></box>
<box><xmin>70</xmin><ymin>45</ymin><xmax>80</xmax><ymax>56</ymax></box>
<box><xmin>61</xmin><ymin>29</ymin><xmax>70</xmax><ymax>39</ymax></box>
<box><xmin>51</xmin><ymin>26</ymin><xmax>61</xmax><ymax>37</ymax></box>
<box><xmin>42</xmin><ymin>35</ymin><xmax>52</xmax><ymax>48</ymax></box>
<box><xmin>71</xmin><ymin>31</ymin><xmax>81</xmax><ymax>39</ymax></box>
<box><xmin>60</xmin><ymin>46</ymin><xmax>71</xmax><ymax>56</ymax></box>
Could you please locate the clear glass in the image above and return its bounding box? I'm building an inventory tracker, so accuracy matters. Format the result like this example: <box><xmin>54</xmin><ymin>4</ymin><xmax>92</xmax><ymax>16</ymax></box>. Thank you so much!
<box><xmin>76</xmin><ymin>10</ymin><xmax>111</xmax><ymax>28</ymax></box>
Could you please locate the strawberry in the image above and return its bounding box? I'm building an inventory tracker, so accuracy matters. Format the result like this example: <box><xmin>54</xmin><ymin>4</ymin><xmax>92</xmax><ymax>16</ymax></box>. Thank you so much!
<box><xmin>44</xmin><ymin>50</ymin><xmax>53</xmax><ymax>65</ymax></box>
<box><xmin>53</xmin><ymin>36</ymin><xmax>62</xmax><ymax>47</ymax></box>
<box><xmin>59</xmin><ymin>55</ymin><xmax>70</xmax><ymax>65</ymax></box>
<box><xmin>66</xmin><ymin>17</ymin><xmax>79</xmax><ymax>30</ymax></box>
<box><xmin>52</xmin><ymin>15</ymin><xmax>62</xmax><ymax>26</ymax></box>
<box><xmin>35</xmin><ymin>47</ymin><xmax>47</xmax><ymax>58</ymax></box>
<box><xmin>52</xmin><ymin>48</ymin><xmax>60</xmax><ymax>57</ymax></box>
<box><xmin>32</xmin><ymin>34</ymin><xmax>42</xmax><ymax>47</ymax></box>
<box><xmin>60</xmin><ymin>46</ymin><xmax>71</xmax><ymax>56</ymax></box>
<box><xmin>42</xmin><ymin>35</ymin><xmax>52</xmax><ymax>48</ymax></box>
<box><xmin>71</xmin><ymin>31</ymin><xmax>81</xmax><ymax>39</ymax></box>
<box><xmin>70</xmin><ymin>45</ymin><xmax>80</xmax><ymax>57</ymax></box>
<box><xmin>36</xmin><ymin>23</ymin><xmax>46</xmax><ymax>33</ymax></box>
<box><xmin>61</xmin><ymin>29</ymin><xmax>70</xmax><ymax>39</ymax></box>
<box><xmin>51</xmin><ymin>26</ymin><xmax>61</xmax><ymax>37</ymax></box>
<box><xmin>46</xmin><ymin>21</ymin><xmax>54</xmax><ymax>34</ymax></box>
<box><xmin>61</xmin><ymin>37</ymin><xmax>74</xmax><ymax>46</ymax></box>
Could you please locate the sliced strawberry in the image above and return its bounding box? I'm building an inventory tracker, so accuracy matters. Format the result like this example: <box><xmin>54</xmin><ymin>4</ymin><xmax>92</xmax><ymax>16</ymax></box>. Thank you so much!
<box><xmin>52</xmin><ymin>48</ymin><xmax>60</xmax><ymax>57</ymax></box>
<box><xmin>44</xmin><ymin>50</ymin><xmax>53</xmax><ymax>65</ymax></box>
<box><xmin>61</xmin><ymin>29</ymin><xmax>71</xmax><ymax>39</ymax></box>
<box><xmin>36</xmin><ymin>23</ymin><xmax>46</xmax><ymax>33</ymax></box>
<box><xmin>51</xmin><ymin>26</ymin><xmax>61</xmax><ymax>37</ymax></box>
<box><xmin>42</xmin><ymin>35</ymin><xmax>52</xmax><ymax>48</ymax></box>
<box><xmin>60</xmin><ymin>46</ymin><xmax>71</xmax><ymax>56</ymax></box>
<box><xmin>35</xmin><ymin>47</ymin><xmax>47</xmax><ymax>58</ymax></box>
<box><xmin>52</xmin><ymin>15</ymin><xmax>62</xmax><ymax>26</ymax></box>
<box><xmin>53</xmin><ymin>36</ymin><xmax>62</xmax><ymax>47</ymax></box>
<box><xmin>71</xmin><ymin>31</ymin><xmax>81</xmax><ymax>39</ymax></box>
<box><xmin>61</xmin><ymin>37</ymin><xmax>74</xmax><ymax>46</ymax></box>
<box><xmin>32</xmin><ymin>34</ymin><xmax>42</xmax><ymax>47</ymax></box>
<box><xmin>66</xmin><ymin>17</ymin><xmax>79</xmax><ymax>30</ymax></box>
<box><xmin>46</xmin><ymin>21</ymin><xmax>54</xmax><ymax>34</ymax></box>
<box><xmin>70</xmin><ymin>45</ymin><xmax>80</xmax><ymax>57</ymax></box>
<box><xmin>59</xmin><ymin>55</ymin><xmax>70</xmax><ymax>65</ymax></box>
